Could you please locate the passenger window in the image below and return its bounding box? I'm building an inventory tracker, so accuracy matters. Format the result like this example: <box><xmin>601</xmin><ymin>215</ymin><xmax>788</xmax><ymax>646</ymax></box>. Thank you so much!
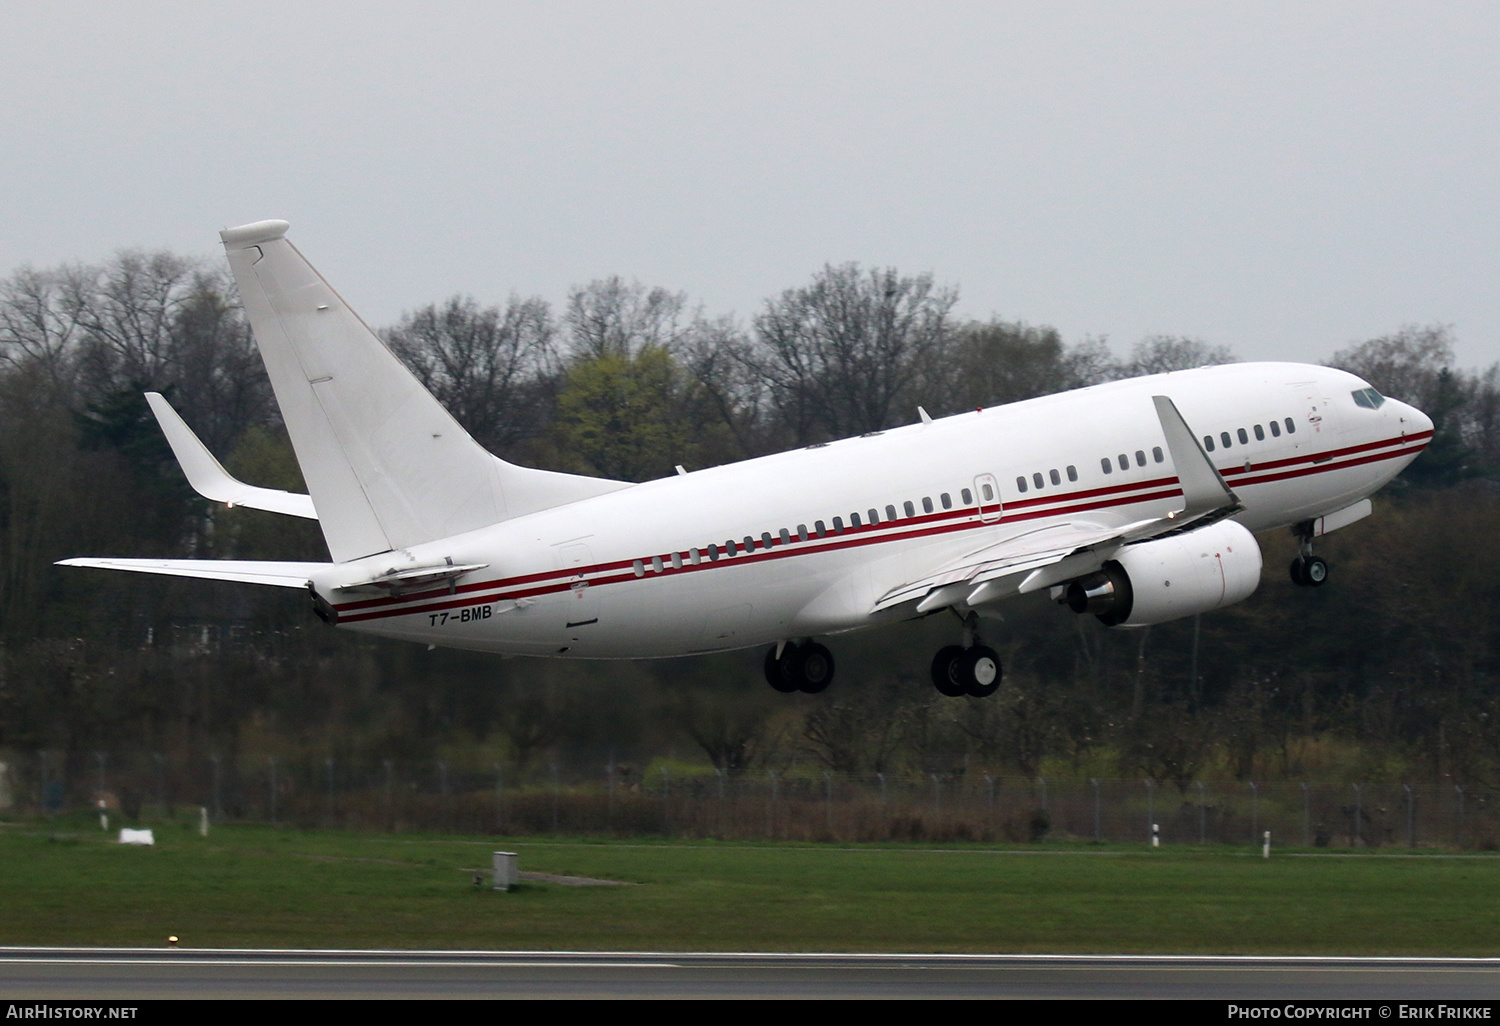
<box><xmin>1067</xmin><ymin>465</ymin><xmax>1077</xmax><ymax>481</ymax></box>
<box><xmin>922</xmin><ymin>497</ymin><xmax>934</xmax><ymax>514</ymax></box>
<box><xmin>961</xmin><ymin>488</ymin><xmax>973</xmax><ymax>504</ymax></box>
<box><xmin>689</xmin><ymin>547</ymin><xmax>700</xmax><ymax>565</ymax></box>
<box><xmin>1220</xmin><ymin>432</ymin><xmax>1232</xmax><ymax>448</ymax></box>
<box><xmin>671</xmin><ymin>552</ymin><xmax>683</xmax><ymax>570</ymax></box>
<box><xmin>869</xmin><ymin>508</ymin><xmax>881</xmax><ymax>525</ymax></box>
<box><xmin>1254</xmin><ymin>424</ymin><xmax>1264</xmax><ymax>441</ymax></box>
<box><xmin>763</xmin><ymin>532</ymin><xmax>776</xmax><ymax>549</ymax></box>
<box><xmin>1135</xmin><ymin>450</ymin><xmax>1146</xmax><ymax>467</ymax></box>
<box><xmin>744</xmin><ymin>536</ymin><xmax>755</xmax><ymax>552</ymax></box>
<box><xmin>814</xmin><ymin>520</ymin><xmax>826</xmax><ymax>537</ymax></box>
<box><xmin>851</xmin><ymin>513</ymin><xmax>862</xmax><ymax>527</ymax></box>
<box><xmin>633</xmin><ymin>559</ymin><xmax>644</xmax><ymax>577</ymax></box>
<box><xmin>940</xmin><ymin>493</ymin><xmax>952</xmax><ymax>509</ymax></box>
<box><xmin>1101</xmin><ymin>457</ymin><xmax>1113</xmax><ymax>474</ymax></box>
<box><xmin>885</xmin><ymin>504</ymin><xmax>897</xmax><ymax>521</ymax></box>
<box><xmin>708</xmin><ymin>545</ymin><xmax>719</xmax><ymax>561</ymax></box>
<box><xmin>982</xmin><ymin>483</ymin><xmax>995</xmax><ymax>502</ymax></box>
<box><xmin>1285</xmin><ymin>417</ymin><xmax>1296</xmax><ymax>434</ymax></box>
<box><xmin>1270</xmin><ymin>421</ymin><xmax>1281</xmax><ymax>437</ymax></box>
<box><xmin>797</xmin><ymin>524</ymin><xmax>808</xmax><ymax>542</ymax></box>
<box><xmin>833</xmin><ymin>516</ymin><xmax>844</xmax><ymax>533</ymax></box>
<box><xmin>1237</xmin><ymin>428</ymin><xmax>1248</xmax><ymax>445</ymax></box>
<box><xmin>1032</xmin><ymin>472</ymin><xmax>1044</xmax><ymax>489</ymax></box>
<box><xmin>1016</xmin><ymin>476</ymin><xmax>1028</xmax><ymax>493</ymax></box>
<box><xmin>1117</xmin><ymin>455</ymin><xmax>1128</xmax><ymax>471</ymax></box>
<box><xmin>1203</xmin><ymin>435</ymin><xmax>1215</xmax><ymax>452</ymax></box>
<box><xmin>903</xmin><ymin>501</ymin><xmax>915</xmax><ymax>517</ymax></box>
<box><xmin>1049</xmin><ymin>469</ymin><xmax>1061</xmax><ymax>486</ymax></box>
<box><xmin>1151</xmin><ymin>447</ymin><xmax>1163</xmax><ymax>463</ymax></box>
<box><xmin>779</xmin><ymin>528</ymin><xmax>790</xmax><ymax>545</ymax></box>
<box><xmin>652</xmin><ymin>556</ymin><xmax>664</xmax><ymax>573</ymax></box>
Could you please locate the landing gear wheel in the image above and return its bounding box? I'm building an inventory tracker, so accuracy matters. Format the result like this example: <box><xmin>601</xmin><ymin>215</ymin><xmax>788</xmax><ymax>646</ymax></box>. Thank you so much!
<box><xmin>764</xmin><ymin>646</ymin><xmax>799</xmax><ymax>693</ymax></box>
<box><xmin>1303</xmin><ymin>556</ymin><xmax>1328</xmax><ymax>587</ymax></box>
<box><xmin>796</xmin><ymin>642</ymin><xmax>835</xmax><ymax>694</ymax></box>
<box><xmin>1289</xmin><ymin>556</ymin><xmax>1329</xmax><ymax>588</ymax></box>
<box><xmin>961</xmin><ymin>645</ymin><xmax>1003</xmax><ymax>697</ymax></box>
<box><xmin>931</xmin><ymin>645</ymin><xmax>967</xmax><ymax>697</ymax></box>
<box><xmin>765</xmin><ymin>641</ymin><xmax>837</xmax><ymax>693</ymax></box>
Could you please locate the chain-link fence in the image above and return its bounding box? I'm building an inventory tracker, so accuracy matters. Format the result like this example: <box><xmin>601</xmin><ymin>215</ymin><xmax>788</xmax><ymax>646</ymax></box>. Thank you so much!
<box><xmin>2</xmin><ymin>749</ymin><xmax>1494</xmax><ymax>848</ymax></box>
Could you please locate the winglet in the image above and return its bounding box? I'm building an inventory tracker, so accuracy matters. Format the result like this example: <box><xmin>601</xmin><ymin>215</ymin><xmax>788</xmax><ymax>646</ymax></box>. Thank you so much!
<box><xmin>1152</xmin><ymin>395</ymin><xmax>1240</xmax><ymax>520</ymax></box>
<box><xmin>145</xmin><ymin>392</ymin><xmax>318</xmax><ymax>519</ymax></box>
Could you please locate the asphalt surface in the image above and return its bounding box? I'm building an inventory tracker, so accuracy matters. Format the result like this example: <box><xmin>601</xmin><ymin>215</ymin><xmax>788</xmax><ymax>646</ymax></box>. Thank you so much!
<box><xmin>3</xmin><ymin>948</ymin><xmax>1500</xmax><ymax>999</ymax></box>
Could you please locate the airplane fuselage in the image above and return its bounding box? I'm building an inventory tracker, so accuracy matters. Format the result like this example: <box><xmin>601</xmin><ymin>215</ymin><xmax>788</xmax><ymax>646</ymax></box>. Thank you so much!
<box><xmin>311</xmin><ymin>361</ymin><xmax>1432</xmax><ymax>658</ymax></box>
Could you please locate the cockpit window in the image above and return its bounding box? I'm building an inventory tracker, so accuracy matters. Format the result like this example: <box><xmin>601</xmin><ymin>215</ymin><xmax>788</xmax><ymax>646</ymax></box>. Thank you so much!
<box><xmin>1351</xmin><ymin>387</ymin><xmax>1386</xmax><ymax>409</ymax></box>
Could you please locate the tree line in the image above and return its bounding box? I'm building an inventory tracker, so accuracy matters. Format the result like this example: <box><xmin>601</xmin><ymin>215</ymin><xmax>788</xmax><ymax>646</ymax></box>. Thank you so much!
<box><xmin>0</xmin><ymin>246</ymin><xmax>1497</xmax><ymax>806</ymax></box>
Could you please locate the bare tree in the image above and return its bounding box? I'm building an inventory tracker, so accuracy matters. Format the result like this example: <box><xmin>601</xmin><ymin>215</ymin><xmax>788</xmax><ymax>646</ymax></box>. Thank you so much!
<box><xmin>1123</xmin><ymin>334</ymin><xmax>1236</xmax><ymax>377</ymax></box>
<box><xmin>753</xmin><ymin>263</ymin><xmax>958</xmax><ymax>443</ymax></box>
<box><xmin>385</xmin><ymin>294</ymin><xmax>556</xmax><ymax>456</ymax></box>
<box><xmin>564</xmin><ymin>277</ymin><xmax>688</xmax><ymax>360</ymax></box>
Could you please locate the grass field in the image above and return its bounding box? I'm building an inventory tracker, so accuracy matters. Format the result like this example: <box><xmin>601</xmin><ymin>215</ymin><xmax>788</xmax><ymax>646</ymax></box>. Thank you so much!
<box><xmin>3</xmin><ymin>820</ymin><xmax>1498</xmax><ymax>955</ymax></box>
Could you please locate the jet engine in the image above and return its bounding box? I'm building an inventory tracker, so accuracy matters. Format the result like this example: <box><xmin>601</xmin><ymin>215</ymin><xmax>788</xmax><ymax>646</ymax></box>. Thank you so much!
<box><xmin>1063</xmin><ymin>520</ymin><xmax>1262</xmax><ymax>627</ymax></box>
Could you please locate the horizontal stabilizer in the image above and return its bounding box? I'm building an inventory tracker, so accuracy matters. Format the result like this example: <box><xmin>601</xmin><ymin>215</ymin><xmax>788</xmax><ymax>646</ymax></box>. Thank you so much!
<box><xmin>146</xmin><ymin>393</ymin><xmax>317</xmax><ymax>519</ymax></box>
<box><xmin>56</xmin><ymin>558</ymin><xmax>330</xmax><ymax>589</ymax></box>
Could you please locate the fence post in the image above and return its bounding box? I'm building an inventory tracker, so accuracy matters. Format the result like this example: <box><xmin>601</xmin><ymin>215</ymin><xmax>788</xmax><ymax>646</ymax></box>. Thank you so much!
<box><xmin>210</xmin><ymin>753</ymin><xmax>221</xmax><ymax>822</ymax></box>
<box><xmin>383</xmin><ymin>759</ymin><xmax>394</xmax><ymax>832</ymax></box>
<box><xmin>1352</xmin><ymin>783</ymin><xmax>1362</xmax><ymax>848</ymax></box>
<box><xmin>494</xmin><ymin>762</ymin><xmax>505</xmax><ymax>833</ymax></box>
<box><xmin>550</xmin><ymin>761</ymin><xmax>560</xmax><ymax>834</ymax></box>
<box><xmin>1145</xmin><ymin>779</ymin><xmax>1155</xmax><ymax>844</ymax></box>
<box><xmin>661</xmin><ymin>766</ymin><xmax>670</xmax><ymax>834</ymax></box>
<box><xmin>1196</xmin><ymin>781</ymin><xmax>1205</xmax><ymax>844</ymax></box>
<box><xmin>1249</xmin><ymin>781</ymin><xmax>1258</xmax><ymax>846</ymax></box>
<box><xmin>154</xmin><ymin>752</ymin><xmax>166</xmax><ymax>818</ymax></box>
<box><xmin>767</xmin><ymin>771</ymin><xmax>777</xmax><ymax>840</ymax></box>
<box><xmin>1404</xmin><ymin>784</ymin><xmax>1414</xmax><ymax>849</ymax></box>
<box><xmin>1456</xmin><ymin>785</ymin><xmax>1466</xmax><ymax>848</ymax></box>
<box><xmin>1301</xmin><ymin>782</ymin><xmax>1310</xmax><ymax>846</ymax></box>
<box><xmin>824</xmin><ymin>772</ymin><xmax>833</xmax><ymax>836</ymax></box>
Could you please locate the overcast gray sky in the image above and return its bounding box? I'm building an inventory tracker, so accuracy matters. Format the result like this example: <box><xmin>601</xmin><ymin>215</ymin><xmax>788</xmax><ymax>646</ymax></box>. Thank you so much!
<box><xmin>2</xmin><ymin>2</ymin><xmax>1496</xmax><ymax>367</ymax></box>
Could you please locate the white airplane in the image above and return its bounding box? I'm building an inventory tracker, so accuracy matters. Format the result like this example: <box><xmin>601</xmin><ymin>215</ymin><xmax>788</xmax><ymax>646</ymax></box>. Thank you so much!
<box><xmin>60</xmin><ymin>220</ymin><xmax>1433</xmax><ymax>698</ymax></box>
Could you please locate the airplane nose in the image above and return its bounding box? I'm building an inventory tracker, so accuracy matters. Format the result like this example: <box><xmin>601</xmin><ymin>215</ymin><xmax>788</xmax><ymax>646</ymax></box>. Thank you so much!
<box><xmin>1393</xmin><ymin>398</ymin><xmax>1434</xmax><ymax>436</ymax></box>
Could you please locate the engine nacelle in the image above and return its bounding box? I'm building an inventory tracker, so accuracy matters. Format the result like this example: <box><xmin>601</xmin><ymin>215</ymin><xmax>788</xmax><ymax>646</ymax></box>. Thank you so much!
<box><xmin>1064</xmin><ymin>519</ymin><xmax>1262</xmax><ymax>627</ymax></box>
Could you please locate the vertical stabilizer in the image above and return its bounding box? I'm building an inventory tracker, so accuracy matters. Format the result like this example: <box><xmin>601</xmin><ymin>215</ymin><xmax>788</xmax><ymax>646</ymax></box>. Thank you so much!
<box><xmin>220</xmin><ymin>220</ymin><xmax>627</xmax><ymax>563</ymax></box>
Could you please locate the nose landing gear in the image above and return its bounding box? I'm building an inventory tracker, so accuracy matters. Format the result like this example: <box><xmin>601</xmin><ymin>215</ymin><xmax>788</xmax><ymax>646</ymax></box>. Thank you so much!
<box><xmin>1289</xmin><ymin>523</ymin><xmax>1329</xmax><ymax>587</ymax></box>
<box><xmin>764</xmin><ymin>640</ymin><xmax>836</xmax><ymax>694</ymax></box>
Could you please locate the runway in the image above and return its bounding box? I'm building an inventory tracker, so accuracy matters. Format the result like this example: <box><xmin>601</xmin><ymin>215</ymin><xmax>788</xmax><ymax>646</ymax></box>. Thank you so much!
<box><xmin>3</xmin><ymin>948</ymin><xmax>1500</xmax><ymax>999</ymax></box>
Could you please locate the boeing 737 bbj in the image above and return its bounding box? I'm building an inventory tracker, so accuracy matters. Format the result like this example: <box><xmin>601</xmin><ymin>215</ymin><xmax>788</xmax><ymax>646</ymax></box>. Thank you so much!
<box><xmin>60</xmin><ymin>220</ymin><xmax>1433</xmax><ymax>698</ymax></box>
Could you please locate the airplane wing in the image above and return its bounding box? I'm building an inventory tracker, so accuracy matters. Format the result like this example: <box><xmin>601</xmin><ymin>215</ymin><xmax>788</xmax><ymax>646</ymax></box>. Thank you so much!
<box><xmin>874</xmin><ymin>394</ymin><xmax>1242</xmax><ymax>614</ymax></box>
<box><xmin>146</xmin><ymin>392</ymin><xmax>318</xmax><ymax>519</ymax></box>
<box><xmin>55</xmin><ymin>558</ymin><xmax>330</xmax><ymax>589</ymax></box>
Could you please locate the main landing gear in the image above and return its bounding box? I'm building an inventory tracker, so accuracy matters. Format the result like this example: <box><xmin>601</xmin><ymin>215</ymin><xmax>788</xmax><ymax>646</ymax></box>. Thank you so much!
<box><xmin>930</xmin><ymin>613</ymin><xmax>1002</xmax><ymax>698</ymax></box>
<box><xmin>764</xmin><ymin>640</ymin><xmax>835</xmax><ymax>694</ymax></box>
<box><xmin>1288</xmin><ymin>522</ymin><xmax>1329</xmax><ymax>588</ymax></box>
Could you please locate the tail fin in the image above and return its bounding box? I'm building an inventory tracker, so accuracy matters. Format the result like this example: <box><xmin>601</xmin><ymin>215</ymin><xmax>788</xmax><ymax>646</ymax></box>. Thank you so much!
<box><xmin>220</xmin><ymin>220</ymin><xmax>628</xmax><ymax>563</ymax></box>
